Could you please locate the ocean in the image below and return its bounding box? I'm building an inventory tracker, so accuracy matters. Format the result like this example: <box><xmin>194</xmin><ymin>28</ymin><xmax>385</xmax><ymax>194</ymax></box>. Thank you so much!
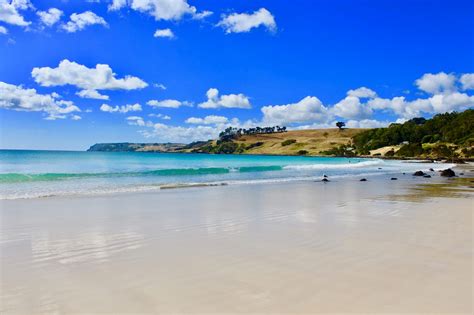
<box><xmin>0</xmin><ymin>150</ymin><xmax>451</xmax><ymax>199</ymax></box>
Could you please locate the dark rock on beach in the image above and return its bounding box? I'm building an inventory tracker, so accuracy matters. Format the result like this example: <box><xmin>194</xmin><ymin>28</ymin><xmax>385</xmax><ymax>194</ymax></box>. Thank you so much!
<box><xmin>440</xmin><ymin>168</ymin><xmax>456</xmax><ymax>177</ymax></box>
<box><xmin>413</xmin><ymin>171</ymin><xmax>426</xmax><ymax>176</ymax></box>
<box><xmin>321</xmin><ymin>178</ymin><xmax>330</xmax><ymax>182</ymax></box>
<box><xmin>423</xmin><ymin>175</ymin><xmax>431</xmax><ymax>178</ymax></box>
<box><xmin>429</xmin><ymin>168</ymin><xmax>435</xmax><ymax>172</ymax></box>
<box><xmin>360</xmin><ymin>178</ymin><xmax>367</xmax><ymax>182</ymax></box>
<box><xmin>391</xmin><ymin>177</ymin><xmax>398</xmax><ymax>180</ymax></box>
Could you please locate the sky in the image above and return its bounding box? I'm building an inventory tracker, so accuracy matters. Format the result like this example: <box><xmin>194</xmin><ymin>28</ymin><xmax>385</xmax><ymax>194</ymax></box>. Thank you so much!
<box><xmin>0</xmin><ymin>0</ymin><xmax>473</xmax><ymax>150</ymax></box>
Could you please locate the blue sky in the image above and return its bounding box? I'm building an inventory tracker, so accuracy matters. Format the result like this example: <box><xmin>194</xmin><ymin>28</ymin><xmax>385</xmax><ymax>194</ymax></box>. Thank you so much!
<box><xmin>1</xmin><ymin>0</ymin><xmax>473</xmax><ymax>150</ymax></box>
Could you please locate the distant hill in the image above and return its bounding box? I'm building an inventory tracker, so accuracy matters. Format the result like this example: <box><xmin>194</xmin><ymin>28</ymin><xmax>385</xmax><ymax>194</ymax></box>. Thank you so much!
<box><xmin>86</xmin><ymin>130</ymin><xmax>365</xmax><ymax>155</ymax></box>
<box><xmin>87</xmin><ymin>142</ymin><xmax>187</xmax><ymax>152</ymax></box>
<box><xmin>188</xmin><ymin>129</ymin><xmax>367</xmax><ymax>156</ymax></box>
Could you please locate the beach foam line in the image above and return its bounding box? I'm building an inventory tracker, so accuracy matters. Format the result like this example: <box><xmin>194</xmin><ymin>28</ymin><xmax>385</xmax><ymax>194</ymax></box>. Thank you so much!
<box><xmin>160</xmin><ymin>183</ymin><xmax>228</xmax><ymax>190</ymax></box>
<box><xmin>283</xmin><ymin>160</ymin><xmax>383</xmax><ymax>170</ymax></box>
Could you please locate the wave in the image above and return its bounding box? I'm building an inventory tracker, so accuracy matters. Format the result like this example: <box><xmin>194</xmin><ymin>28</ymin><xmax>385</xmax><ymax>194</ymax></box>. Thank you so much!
<box><xmin>283</xmin><ymin>160</ymin><xmax>383</xmax><ymax>170</ymax></box>
<box><xmin>0</xmin><ymin>165</ymin><xmax>284</xmax><ymax>183</ymax></box>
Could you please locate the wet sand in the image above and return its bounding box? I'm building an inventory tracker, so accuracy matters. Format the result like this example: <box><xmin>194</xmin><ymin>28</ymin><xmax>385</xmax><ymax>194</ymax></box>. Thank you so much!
<box><xmin>1</xmin><ymin>174</ymin><xmax>473</xmax><ymax>313</ymax></box>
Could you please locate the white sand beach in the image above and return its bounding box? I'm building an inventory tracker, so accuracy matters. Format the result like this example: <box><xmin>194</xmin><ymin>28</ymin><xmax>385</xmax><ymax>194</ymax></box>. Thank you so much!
<box><xmin>1</xmin><ymin>174</ymin><xmax>473</xmax><ymax>313</ymax></box>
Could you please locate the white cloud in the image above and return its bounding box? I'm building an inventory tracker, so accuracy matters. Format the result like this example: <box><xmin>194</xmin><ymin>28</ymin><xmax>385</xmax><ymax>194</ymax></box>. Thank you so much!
<box><xmin>76</xmin><ymin>89</ymin><xmax>109</xmax><ymax>100</ymax></box>
<box><xmin>193</xmin><ymin>10</ymin><xmax>212</xmax><ymax>20</ymax></box>
<box><xmin>126</xmin><ymin>116</ymin><xmax>147</xmax><ymax>126</ymax></box>
<box><xmin>62</xmin><ymin>11</ymin><xmax>107</xmax><ymax>33</ymax></box>
<box><xmin>37</xmin><ymin>8</ymin><xmax>63</xmax><ymax>27</ymax></box>
<box><xmin>185</xmin><ymin>115</ymin><xmax>228</xmax><ymax>125</ymax></box>
<box><xmin>108</xmin><ymin>0</ymin><xmax>127</xmax><ymax>11</ymax></box>
<box><xmin>110</xmin><ymin>0</ymin><xmax>208</xmax><ymax>21</ymax></box>
<box><xmin>347</xmin><ymin>87</ymin><xmax>377</xmax><ymax>98</ymax></box>
<box><xmin>460</xmin><ymin>73</ymin><xmax>474</xmax><ymax>90</ymax></box>
<box><xmin>261</xmin><ymin>96</ymin><xmax>329</xmax><ymax>125</ymax></box>
<box><xmin>148</xmin><ymin>113</ymin><xmax>171</xmax><ymax>120</ymax></box>
<box><xmin>0</xmin><ymin>25</ymin><xmax>7</xmax><ymax>34</ymax></box>
<box><xmin>198</xmin><ymin>88</ymin><xmax>251</xmax><ymax>109</ymax></box>
<box><xmin>415</xmin><ymin>72</ymin><xmax>456</xmax><ymax>94</ymax></box>
<box><xmin>332</xmin><ymin>95</ymin><xmax>372</xmax><ymax>120</ymax></box>
<box><xmin>218</xmin><ymin>8</ymin><xmax>276</xmax><ymax>34</ymax></box>
<box><xmin>147</xmin><ymin>99</ymin><xmax>192</xmax><ymax>108</ymax></box>
<box><xmin>0</xmin><ymin>81</ymin><xmax>80</xmax><ymax>120</ymax></box>
<box><xmin>32</xmin><ymin>60</ymin><xmax>148</xmax><ymax>99</ymax></box>
<box><xmin>154</xmin><ymin>28</ymin><xmax>174</xmax><ymax>39</ymax></box>
<box><xmin>368</xmin><ymin>92</ymin><xmax>474</xmax><ymax>119</ymax></box>
<box><xmin>100</xmin><ymin>103</ymin><xmax>142</xmax><ymax>113</ymax></box>
<box><xmin>71</xmin><ymin>115</ymin><xmax>82</xmax><ymax>120</ymax></box>
<box><xmin>11</xmin><ymin>0</ymin><xmax>33</xmax><ymax>10</ymax></box>
<box><xmin>153</xmin><ymin>83</ymin><xmax>167</xmax><ymax>90</ymax></box>
<box><xmin>345</xmin><ymin>119</ymin><xmax>389</xmax><ymax>129</ymax></box>
<box><xmin>140</xmin><ymin>123</ymin><xmax>218</xmax><ymax>142</ymax></box>
<box><xmin>0</xmin><ymin>0</ymin><xmax>31</xmax><ymax>26</ymax></box>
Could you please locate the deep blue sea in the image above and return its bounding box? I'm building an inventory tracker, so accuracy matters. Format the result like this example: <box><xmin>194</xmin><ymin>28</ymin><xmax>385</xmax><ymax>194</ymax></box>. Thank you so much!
<box><xmin>0</xmin><ymin>150</ymin><xmax>450</xmax><ymax>199</ymax></box>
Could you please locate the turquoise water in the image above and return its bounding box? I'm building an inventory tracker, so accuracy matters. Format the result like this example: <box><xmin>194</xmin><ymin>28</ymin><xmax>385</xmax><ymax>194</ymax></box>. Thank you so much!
<box><xmin>0</xmin><ymin>150</ymin><xmax>448</xmax><ymax>199</ymax></box>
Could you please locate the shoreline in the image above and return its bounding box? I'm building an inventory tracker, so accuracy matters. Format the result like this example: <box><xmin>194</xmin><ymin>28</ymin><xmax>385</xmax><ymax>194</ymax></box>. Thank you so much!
<box><xmin>0</xmin><ymin>163</ymin><xmax>464</xmax><ymax>201</ymax></box>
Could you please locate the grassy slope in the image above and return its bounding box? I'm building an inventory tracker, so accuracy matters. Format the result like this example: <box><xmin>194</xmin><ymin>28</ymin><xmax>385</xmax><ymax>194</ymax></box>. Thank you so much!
<box><xmin>231</xmin><ymin>128</ymin><xmax>367</xmax><ymax>155</ymax></box>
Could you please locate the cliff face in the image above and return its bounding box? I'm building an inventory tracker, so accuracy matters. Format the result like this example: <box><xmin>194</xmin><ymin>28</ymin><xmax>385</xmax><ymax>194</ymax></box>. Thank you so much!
<box><xmin>87</xmin><ymin>143</ymin><xmax>187</xmax><ymax>152</ymax></box>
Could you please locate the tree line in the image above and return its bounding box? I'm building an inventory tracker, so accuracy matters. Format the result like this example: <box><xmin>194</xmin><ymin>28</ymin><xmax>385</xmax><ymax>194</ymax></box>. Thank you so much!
<box><xmin>219</xmin><ymin>126</ymin><xmax>287</xmax><ymax>141</ymax></box>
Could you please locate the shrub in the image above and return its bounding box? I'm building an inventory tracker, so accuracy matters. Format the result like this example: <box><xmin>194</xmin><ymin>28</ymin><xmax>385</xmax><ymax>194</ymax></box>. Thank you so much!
<box><xmin>297</xmin><ymin>150</ymin><xmax>309</xmax><ymax>155</ymax></box>
<box><xmin>395</xmin><ymin>143</ymin><xmax>424</xmax><ymax>157</ymax></box>
<box><xmin>246</xmin><ymin>142</ymin><xmax>264</xmax><ymax>150</ymax></box>
<box><xmin>281</xmin><ymin>139</ymin><xmax>297</xmax><ymax>146</ymax></box>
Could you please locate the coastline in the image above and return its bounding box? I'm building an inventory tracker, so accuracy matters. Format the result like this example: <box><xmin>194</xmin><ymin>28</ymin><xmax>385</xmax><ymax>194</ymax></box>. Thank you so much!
<box><xmin>1</xmin><ymin>170</ymin><xmax>472</xmax><ymax>313</ymax></box>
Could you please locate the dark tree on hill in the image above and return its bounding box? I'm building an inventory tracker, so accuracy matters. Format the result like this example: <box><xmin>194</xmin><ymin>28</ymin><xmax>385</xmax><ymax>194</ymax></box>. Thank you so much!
<box><xmin>336</xmin><ymin>121</ymin><xmax>346</xmax><ymax>130</ymax></box>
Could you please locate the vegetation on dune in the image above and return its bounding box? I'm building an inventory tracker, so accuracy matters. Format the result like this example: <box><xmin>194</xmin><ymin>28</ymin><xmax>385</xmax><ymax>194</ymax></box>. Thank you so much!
<box><xmin>351</xmin><ymin>110</ymin><xmax>474</xmax><ymax>158</ymax></box>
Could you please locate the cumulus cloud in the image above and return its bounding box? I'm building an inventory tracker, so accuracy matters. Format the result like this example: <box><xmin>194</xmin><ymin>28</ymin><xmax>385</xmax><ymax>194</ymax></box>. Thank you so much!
<box><xmin>140</xmin><ymin>123</ymin><xmax>218</xmax><ymax>142</ymax></box>
<box><xmin>76</xmin><ymin>89</ymin><xmax>109</xmax><ymax>100</ymax></box>
<box><xmin>100</xmin><ymin>103</ymin><xmax>142</xmax><ymax>113</ymax></box>
<box><xmin>345</xmin><ymin>119</ymin><xmax>389</xmax><ymax>129</ymax></box>
<box><xmin>147</xmin><ymin>99</ymin><xmax>192</xmax><ymax>108</ymax></box>
<box><xmin>261</xmin><ymin>96</ymin><xmax>329</xmax><ymax>125</ymax></box>
<box><xmin>62</xmin><ymin>11</ymin><xmax>107</xmax><ymax>33</ymax></box>
<box><xmin>37</xmin><ymin>8</ymin><xmax>62</xmax><ymax>27</ymax></box>
<box><xmin>109</xmin><ymin>0</ymin><xmax>210</xmax><ymax>21</ymax></box>
<box><xmin>198</xmin><ymin>88</ymin><xmax>251</xmax><ymax>109</ymax></box>
<box><xmin>154</xmin><ymin>28</ymin><xmax>174</xmax><ymax>39</ymax></box>
<box><xmin>126</xmin><ymin>116</ymin><xmax>147</xmax><ymax>126</ymax></box>
<box><xmin>185</xmin><ymin>115</ymin><xmax>228</xmax><ymax>125</ymax></box>
<box><xmin>32</xmin><ymin>59</ymin><xmax>147</xmax><ymax>98</ymax></box>
<box><xmin>218</xmin><ymin>8</ymin><xmax>276</xmax><ymax>34</ymax></box>
<box><xmin>0</xmin><ymin>81</ymin><xmax>80</xmax><ymax>120</ymax></box>
<box><xmin>368</xmin><ymin>92</ymin><xmax>474</xmax><ymax>119</ymax></box>
<box><xmin>415</xmin><ymin>72</ymin><xmax>456</xmax><ymax>94</ymax></box>
<box><xmin>460</xmin><ymin>73</ymin><xmax>474</xmax><ymax>90</ymax></box>
<box><xmin>332</xmin><ymin>89</ymin><xmax>374</xmax><ymax>120</ymax></box>
<box><xmin>0</xmin><ymin>25</ymin><xmax>7</xmax><ymax>34</ymax></box>
<box><xmin>347</xmin><ymin>87</ymin><xmax>377</xmax><ymax>98</ymax></box>
<box><xmin>0</xmin><ymin>0</ymin><xmax>31</xmax><ymax>26</ymax></box>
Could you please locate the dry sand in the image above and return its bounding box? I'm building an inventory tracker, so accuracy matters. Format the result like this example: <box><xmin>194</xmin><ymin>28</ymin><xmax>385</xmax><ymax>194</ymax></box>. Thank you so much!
<box><xmin>1</xmin><ymin>174</ymin><xmax>473</xmax><ymax>313</ymax></box>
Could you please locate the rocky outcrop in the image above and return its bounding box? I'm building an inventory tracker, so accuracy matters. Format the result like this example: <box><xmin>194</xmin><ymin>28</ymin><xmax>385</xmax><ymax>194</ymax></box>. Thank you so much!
<box><xmin>440</xmin><ymin>168</ymin><xmax>456</xmax><ymax>177</ymax></box>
